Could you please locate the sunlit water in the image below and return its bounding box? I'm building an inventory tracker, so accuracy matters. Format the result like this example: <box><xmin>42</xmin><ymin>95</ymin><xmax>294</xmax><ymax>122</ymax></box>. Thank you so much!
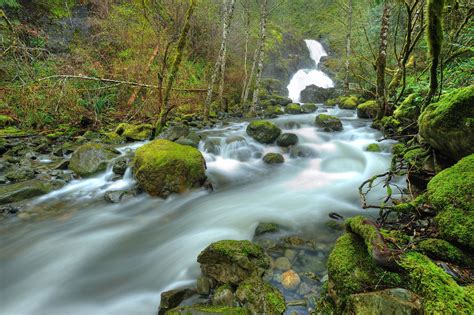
<box><xmin>0</xmin><ymin>107</ymin><xmax>400</xmax><ymax>315</ymax></box>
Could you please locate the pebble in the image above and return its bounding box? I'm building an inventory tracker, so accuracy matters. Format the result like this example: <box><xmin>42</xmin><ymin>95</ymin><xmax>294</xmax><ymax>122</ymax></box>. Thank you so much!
<box><xmin>284</xmin><ymin>249</ymin><xmax>297</xmax><ymax>261</ymax></box>
<box><xmin>275</xmin><ymin>257</ymin><xmax>291</xmax><ymax>270</ymax></box>
<box><xmin>281</xmin><ymin>270</ymin><xmax>301</xmax><ymax>290</ymax></box>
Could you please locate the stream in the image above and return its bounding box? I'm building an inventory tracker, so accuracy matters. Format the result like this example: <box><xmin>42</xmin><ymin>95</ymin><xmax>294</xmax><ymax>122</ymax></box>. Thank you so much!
<box><xmin>1</xmin><ymin>41</ymin><xmax>399</xmax><ymax>315</ymax></box>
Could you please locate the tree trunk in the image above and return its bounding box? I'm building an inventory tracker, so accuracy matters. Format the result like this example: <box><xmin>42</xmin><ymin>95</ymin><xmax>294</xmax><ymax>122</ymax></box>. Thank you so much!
<box><xmin>240</xmin><ymin>7</ymin><xmax>251</xmax><ymax>106</ymax></box>
<box><xmin>250</xmin><ymin>0</ymin><xmax>268</xmax><ymax>114</ymax></box>
<box><xmin>241</xmin><ymin>46</ymin><xmax>259</xmax><ymax>108</ymax></box>
<box><xmin>376</xmin><ymin>2</ymin><xmax>391</xmax><ymax>119</ymax></box>
<box><xmin>344</xmin><ymin>0</ymin><xmax>353</xmax><ymax>94</ymax></box>
<box><xmin>155</xmin><ymin>0</ymin><xmax>196</xmax><ymax>135</ymax></box>
<box><xmin>204</xmin><ymin>0</ymin><xmax>236</xmax><ymax>120</ymax></box>
<box><xmin>425</xmin><ymin>0</ymin><xmax>444</xmax><ymax>108</ymax></box>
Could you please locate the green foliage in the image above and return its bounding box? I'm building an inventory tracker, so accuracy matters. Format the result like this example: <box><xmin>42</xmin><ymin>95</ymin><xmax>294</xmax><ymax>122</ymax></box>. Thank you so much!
<box><xmin>0</xmin><ymin>0</ymin><xmax>20</xmax><ymax>8</ymax></box>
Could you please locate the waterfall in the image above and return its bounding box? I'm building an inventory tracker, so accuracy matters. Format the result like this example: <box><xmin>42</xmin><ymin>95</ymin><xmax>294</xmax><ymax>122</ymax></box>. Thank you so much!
<box><xmin>287</xmin><ymin>39</ymin><xmax>334</xmax><ymax>102</ymax></box>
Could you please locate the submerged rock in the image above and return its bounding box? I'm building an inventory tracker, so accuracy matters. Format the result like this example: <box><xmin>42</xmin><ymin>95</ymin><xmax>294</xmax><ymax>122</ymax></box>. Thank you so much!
<box><xmin>315</xmin><ymin>114</ymin><xmax>343</xmax><ymax>131</ymax></box>
<box><xmin>166</xmin><ymin>306</ymin><xmax>248</xmax><ymax>314</ymax></box>
<box><xmin>262</xmin><ymin>153</ymin><xmax>284</xmax><ymax>164</ymax></box>
<box><xmin>281</xmin><ymin>270</ymin><xmax>300</xmax><ymax>290</ymax></box>
<box><xmin>419</xmin><ymin>86</ymin><xmax>474</xmax><ymax>161</ymax></box>
<box><xmin>366</xmin><ymin>143</ymin><xmax>381</xmax><ymax>152</ymax></box>
<box><xmin>197</xmin><ymin>240</ymin><xmax>270</xmax><ymax>285</ymax></box>
<box><xmin>246</xmin><ymin>121</ymin><xmax>281</xmax><ymax>144</ymax></box>
<box><xmin>115</xmin><ymin>123</ymin><xmax>153</xmax><ymax>141</ymax></box>
<box><xmin>133</xmin><ymin>140</ymin><xmax>207</xmax><ymax>198</ymax></box>
<box><xmin>68</xmin><ymin>143</ymin><xmax>117</xmax><ymax>177</ymax></box>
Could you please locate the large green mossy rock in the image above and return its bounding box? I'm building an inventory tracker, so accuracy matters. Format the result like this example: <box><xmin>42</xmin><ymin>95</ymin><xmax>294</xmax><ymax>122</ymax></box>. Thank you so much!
<box><xmin>115</xmin><ymin>123</ymin><xmax>153</xmax><ymax>141</ymax></box>
<box><xmin>68</xmin><ymin>143</ymin><xmax>118</xmax><ymax>177</ymax></box>
<box><xmin>166</xmin><ymin>306</ymin><xmax>248</xmax><ymax>315</ymax></box>
<box><xmin>327</xmin><ymin>233</ymin><xmax>402</xmax><ymax>309</ymax></box>
<box><xmin>419</xmin><ymin>86</ymin><xmax>474</xmax><ymax>161</ymax></box>
<box><xmin>285</xmin><ymin>103</ymin><xmax>302</xmax><ymax>114</ymax></box>
<box><xmin>246</xmin><ymin>121</ymin><xmax>281</xmax><ymax>144</ymax></box>
<box><xmin>315</xmin><ymin>114</ymin><xmax>343</xmax><ymax>131</ymax></box>
<box><xmin>339</xmin><ymin>96</ymin><xmax>359</xmax><ymax>109</ymax></box>
<box><xmin>133</xmin><ymin>140</ymin><xmax>206</xmax><ymax>198</ymax></box>
<box><xmin>197</xmin><ymin>240</ymin><xmax>270</xmax><ymax>285</ymax></box>
<box><xmin>357</xmin><ymin>100</ymin><xmax>379</xmax><ymax>119</ymax></box>
<box><xmin>235</xmin><ymin>276</ymin><xmax>286</xmax><ymax>314</ymax></box>
<box><xmin>0</xmin><ymin>180</ymin><xmax>65</xmax><ymax>205</ymax></box>
<box><xmin>346</xmin><ymin>288</ymin><xmax>422</xmax><ymax>315</ymax></box>
<box><xmin>427</xmin><ymin>154</ymin><xmax>474</xmax><ymax>248</ymax></box>
<box><xmin>393</xmin><ymin>93</ymin><xmax>421</xmax><ymax>121</ymax></box>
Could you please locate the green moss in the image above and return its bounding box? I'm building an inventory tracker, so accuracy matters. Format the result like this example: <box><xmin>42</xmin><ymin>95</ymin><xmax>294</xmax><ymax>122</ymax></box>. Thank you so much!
<box><xmin>246</xmin><ymin>120</ymin><xmax>281</xmax><ymax>144</ymax></box>
<box><xmin>326</xmin><ymin>98</ymin><xmax>338</xmax><ymax>107</ymax></box>
<box><xmin>0</xmin><ymin>115</ymin><xmax>14</xmax><ymax>127</ymax></box>
<box><xmin>235</xmin><ymin>276</ymin><xmax>285</xmax><ymax>314</ymax></box>
<box><xmin>166</xmin><ymin>305</ymin><xmax>249</xmax><ymax>314</ymax></box>
<box><xmin>426</xmin><ymin>0</ymin><xmax>444</xmax><ymax>60</ymax></box>
<box><xmin>366</xmin><ymin>143</ymin><xmax>381</xmax><ymax>152</ymax></box>
<box><xmin>101</xmin><ymin>131</ymin><xmax>125</xmax><ymax>145</ymax></box>
<box><xmin>0</xmin><ymin>127</ymin><xmax>28</xmax><ymax>137</ymax></box>
<box><xmin>285</xmin><ymin>103</ymin><xmax>302</xmax><ymax>114</ymax></box>
<box><xmin>116</xmin><ymin>123</ymin><xmax>153</xmax><ymax>141</ymax></box>
<box><xmin>209</xmin><ymin>240</ymin><xmax>266</xmax><ymax>261</ymax></box>
<box><xmin>327</xmin><ymin>233</ymin><xmax>402</xmax><ymax>309</ymax></box>
<box><xmin>262</xmin><ymin>153</ymin><xmax>284</xmax><ymax>164</ymax></box>
<box><xmin>357</xmin><ymin>100</ymin><xmax>379</xmax><ymax>119</ymax></box>
<box><xmin>339</xmin><ymin>96</ymin><xmax>359</xmax><ymax>109</ymax></box>
<box><xmin>315</xmin><ymin>114</ymin><xmax>343</xmax><ymax>131</ymax></box>
<box><xmin>419</xmin><ymin>86</ymin><xmax>474</xmax><ymax>161</ymax></box>
<box><xmin>393</xmin><ymin>94</ymin><xmax>421</xmax><ymax>121</ymax></box>
<box><xmin>417</xmin><ymin>238</ymin><xmax>472</xmax><ymax>265</ymax></box>
<box><xmin>133</xmin><ymin>139</ymin><xmax>206</xmax><ymax>198</ymax></box>
<box><xmin>398</xmin><ymin>252</ymin><xmax>474</xmax><ymax>313</ymax></box>
<box><xmin>345</xmin><ymin>216</ymin><xmax>379</xmax><ymax>256</ymax></box>
<box><xmin>0</xmin><ymin>179</ymin><xmax>64</xmax><ymax>205</ymax></box>
<box><xmin>301</xmin><ymin>103</ymin><xmax>317</xmax><ymax>113</ymax></box>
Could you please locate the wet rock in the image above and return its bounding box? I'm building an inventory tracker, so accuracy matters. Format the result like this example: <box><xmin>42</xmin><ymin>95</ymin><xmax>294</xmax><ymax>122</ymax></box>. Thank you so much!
<box><xmin>203</xmin><ymin>138</ymin><xmax>221</xmax><ymax>154</ymax></box>
<box><xmin>225</xmin><ymin>135</ymin><xmax>245</xmax><ymax>144</ymax></box>
<box><xmin>276</xmin><ymin>133</ymin><xmax>298</xmax><ymax>147</ymax></box>
<box><xmin>68</xmin><ymin>143</ymin><xmax>117</xmax><ymax>177</ymax></box>
<box><xmin>197</xmin><ymin>240</ymin><xmax>270</xmax><ymax>285</ymax></box>
<box><xmin>158</xmin><ymin>288</ymin><xmax>196</xmax><ymax>315</ymax></box>
<box><xmin>115</xmin><ymin>123</ymin><xmax>153</xmax><ymax>141</ymax></box>
<box><xmin>315</xmin><ymin>114</ymin><xmax>343</xmax><ymax>131</ymax></box>
<box><xmin>284</xmin><ymin>249</ymin><xmax>297</xmax><ymax>261</ymax></box>
<box><xmin>166</xmin><ymin>305</ymin><xmax>247</xmax><ymax>314</ymax></box>
<box><xmin>235</xmin><ymin>276</ymin><xmax>286</xmax><ymax>314</ymax></box>
<box><xmin>104</xmin><ymin>190</ymin><xmax>129</xmax><ymax>203</ymax></box>
<box><xmin>112</xmin><ymin>157</ymin><xmax>128</xmax><ymax>175</ymax></box>
<box><xmin>297</xmin><ymin>282</ymin><xmax>312</xmax><ymax>295</ymax></box>
<box><xmin>366</xmin><ymin>143</ymin><xmax>381</xmax><ymax>152</ymax></box>
<box><xmin>176</xmin><ymin>131</ymin><xmax>201</xmax><ymax>148</ymax></box>
<box><xmin>275</xmin><ymin>257</ymin><xmax>291</xmax><ymax>271</ymax></box>
<box><xmin>212</xmin><ymin>284</ymin><xmax>234</xmax><ymax>307</ymax></box>
<box><xmin>197</xmin><ymin>275</ymin><xmax>214</xmax><ymax>295</ymax></box>
<box><xmin>281</xmin><ymin>270</ymin><xmax>301</xmax><ymax>290</ymax></box>
<box><xmin>301</xmin><ymin>103</ymin><xmax>317</xmax><ymax>113</ymax></box>
<box><xmin>0</xmin><ymin>179</ymin><xmax>65</xmax><ymax>205</ymax></box>
<box><xmin>300</xmin><ymin>85</ymin><xmax>335</xmax><ymax>103</ymax></box>
<box><xmin>339</xmin><ymin>96</ymin><xmax>359</xmax><ymax>109</ymax></box>
<box><xmin>246</xmin><ymin>120</ymin><xmax>281</xmax><ymax>144</ymax></box>
<box><xmin>262</xmin><ymin>153</ymin><xmax>284</xmax><ymax>164</ymax></box>
<box><xmin>133</xmin><ymin>140</ymin><xmax>207</xmax><ymax>198</ymax></box>
<box><xmin>289</xmin><ymin>145</ymin><xmax>316</xmax><ymax>158</ymax></box>
<box><xmin>158</xmin><ymin>124</ymin><xmax>190</xmax><ymax>142</ymax></box>
<box><xmin>255</xmin><ymin>222</ymin><xmax>280</xmax><ymax>236</ymax></box>
<box><xmin>5</xmin><ymin>166</ymin><xmax>35</xmax><ymax>182</ymax></box>
<box><xmin>346</xmin><ymin>288</ymin><xmax>422</xmax><ymax>315</ymax></box>
<box><xmin>285</xmin><ymin>104</ymin><xmax>302</xmax><ymax>115</ymax></box>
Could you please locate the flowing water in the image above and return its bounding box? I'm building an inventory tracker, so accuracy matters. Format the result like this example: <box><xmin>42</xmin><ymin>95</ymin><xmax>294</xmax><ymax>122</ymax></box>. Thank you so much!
<box><xmin>1</xmin><ymin>41</ymin><xmax>398</xmax><ymax>315</ymax></box>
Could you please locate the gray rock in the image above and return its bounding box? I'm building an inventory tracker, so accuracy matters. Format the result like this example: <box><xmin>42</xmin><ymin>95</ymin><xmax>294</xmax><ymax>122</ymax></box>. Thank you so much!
<box><xmin>263</xmin><ymin>153</ymin><xmax>284</xmax><ymax>164</ymax></box>
<box><xmin>274</xmin><ymin>257</ymin><xmax>291</xmax><ymax>270</ymax></box>
<box><xmin>158</xmin><ymin>288</ymin><xmax>196</xmax><ymax>315</ymax></box>
<box><xmin>276</xmin><ymin>133</ymin><xmax>298</xmax><ymax>147</ymax></box>
<box><xmin>289</xmin><ymin>145</ymin><xmax>317</xmax><ymax>158</ymax></box>
<box><xmin>0</xmin><ymin>179</ymin><xmax>64</xmax><ymax>205</ymax></box>
<box><xmin>112</xmin><ymin>157</ymin><xmax>128</xmax><ymax>175</ymax></box>
<box><xmin>68</xmin><ymin>143</ymin><xmax>117</xmax><ymax>177</ymax></box>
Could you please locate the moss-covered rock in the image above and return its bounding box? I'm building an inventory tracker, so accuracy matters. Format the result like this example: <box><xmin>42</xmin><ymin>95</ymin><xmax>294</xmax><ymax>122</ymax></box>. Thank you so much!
<box><xmin>115</xmin><ymin>123</ymin><xmax>153</xmax><ymax>141</ymax></box>
<box><xmin>133</xmin><ymin>139</ymin><xmax>206</xmax><ymax>198</ymax></box>
<box><xmin>235</xmin><ymin>276</ymin><xmax>286</xmax><ymax>314</ymax></box>
<box><xmin>0</xmin><ymin>179</ymin><xmax>65</xmax><ymax>205</ymax></box>
<box><xmin>0</xmin><ymin>115</ymin><xmax>15</xmax><ymax>128</ymax></box>
<box><xmin>262</xmin><ymin>153</ymin><xmax>284</xmax><ymax>164</ymax></box>
<box><xmin>419</xmin><ymin>86</ymin><xmax>474</xmax><ymax>161</ymax></box>
<box><xmin>427</xmin><ymin>154</ymin><xmax>473</xmax><ymax>248</ymax></box>
<box><xmin>398</xmin><ymin>252</ymin><xmax>474</xmax><ymax>313</ymax></box>
<box><xmin>393</xmin><ymin>94</ymin><xmax>421</xmax><ymax>122</ymax></box>
<box><xmin>315</xmin><ymin>114</ymin><xmax>343</xmax><ymax>131</ymax></box>
<box><xmin>417</xmin><ymin>238</ymin><xmax>472</xmax><ymax>266</ymax></box>
<box><xmin>327</xmin><ymin>233</ymin><xmax>402</xmax><ymax>309</ymax></box>
<box><xmin>166</xmin><ymin>305</ymin><xmax>248</xmax><ymax>315</ymax></box>
<box><xmin>339</xmin><ymin>96</ymin><xmax>358</xmax><ymax>109</ymax></box>
<box><xmin>366</xmin><ymin>143</ymin><xmax>381</xmax><ymax>152</ymax></box>
<box><xmin>276</xmin><ymin>133</ymin><xmax>298</xmax><ymax>147</ymax></box>
<box><xmin>197</xmin><ymin>240</ymin><xmax>270</xmax><ymax>285</ymax></box>
<box><xmin>246</xmin><ymin>121</ymin><xmax>281</xmax><ymax>144</ymax></box>
<box><xmin>357</xmin><ymin>100</ymin><xmax>379</xmax><ymax>119</ymax></box>
<box><xmin>68</xmin><ymin>143</ymin><xmax>117</xmax><ymax>177</ymax></box>
<box><xmin>0</xmin><ymin>127</ymin><xmax>29</xmax><ymax>137</ymax></box>
<box><xmin>285</xmin><ymin>103</ymin><xmax>302</xmax><ymax>114</ymax></box>
<box><xmin>301</xmin><ymin>103</ymin><xmax>317</xmax><ymax>113</ymax></box>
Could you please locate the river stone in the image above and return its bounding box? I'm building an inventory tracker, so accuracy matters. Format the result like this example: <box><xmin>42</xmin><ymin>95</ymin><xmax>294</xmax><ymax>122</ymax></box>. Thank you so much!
<box><xmin>262</xmin><ymin>153</ymin><xmax>284</xmax><ymax>164</ymax></box>
<box><xmin>315</xmin><ymin>114</ymin><xmax>343</xmax><ymax>131</ymax></box>
<box><xmin>0</xmin><ymin>179</ymin><xmax>65</xmax><ymax>205</ymax></box>
<box><xmin>158</xmin><ymin>288</ymin><xmax>196</xmax><ymax>315</ymax></box>
<box><xmin>5</xmin><ymin>166</ymin><xmax>35</xmax><ymax>182</ymax></box>
<box><xmin>301</xmin><ymin>103</ymin><xmax>317</xmax><ymax>113</ymax></box>
<box><xmin>246</xmin><ymin>120</ymin><xmax>281</xmax><ymax>144</ymax></box>
<box><xmin>197</xmin><ymin>240</ymin><xmax>270</xmax><ymax>285</ymax></box>
<box><xmin>357</xmin><ymin>100</ymin><xmax>379</xmax><ymax>119</ymax></box>
<box><xmin>115</xmin><ymin>123</ymin><xmax>153</xmax><ymax>141</ymax></box>
<box><xmin>300</xmin><ymin>85</ymin><xmax>335</xmax><ymax>103</ymax></box>
<box><xmin>274</xmin><ymin>257</ymin><xmax>291</xmax><ymax>270</ymax></box>
<box><xmin>176</xmin><ymin>131</ymin><xmax>201</xmax><ymax>148</ymax></box>
<box><xmin>285</xmin><ymin>103</ymin><xmax>302</xmax><ymax>115</ymax></box>
<box><xmin>225</xmin><ymin>135</ymin><xmax>246</xmax><ymax>144</ymax></box>
<box><xmin>281</xmin><ymin>270</ymin><xmax>301</xmax><ymax>290</ymax></box>
<box><xmin>345</xmin><ymin>288</ymin><xmax>422</xmax><ymax>315</ymax></box>
<box><xmin>204</xmin><ymin>138</ymin><xmax>221</xmax><ymax>154</ymax></box>
<box><xmin>104</xmin><ymin>190</ymin><xmax>129</xmax><ymax>203</ymax></box>
<box><xmin>133</xmin><ymin>140</ymin><xmax>207</xmax><ymax>198</ymax></box>
<box><xmin>158</xmin><ymin>124</ymin><xmax>190</xmax><ymax>142</ymax></box>
<box><xmin>112</xmin><ymin>157</ymin><xmax>128</xmax><ymax>175</ymax></box>
<box><xmin>68</xmin><ymin>143</ymin><xmax>117</xmax><ymax>177</ymax></box>
<box><xmin>276</xmin><ymin>133</ymin><xmax>298</xmax><ymax>147</ymax></box>
<box><xmin>196</xmin><ymin>275</ymin><xmax>214</xmax><ymax>295</ymax></box>
<box><xmin>235</xmin><ymin>276</ymin><xmax>286</xmax><ymax>314</ymax></box>
<box><xmin>212</xmin><ymin>284</ymin><xmax>234</xmax><ymax>307</ymax></box>
<box><xmin>255</xmin><ymin>222</ymin><xmax>280</xmax><ymax>236</ymax></box>
<box><xmin>419</xmin><ymin>86</ymin><xmax>474</xmax><ymax>161</ymax></box>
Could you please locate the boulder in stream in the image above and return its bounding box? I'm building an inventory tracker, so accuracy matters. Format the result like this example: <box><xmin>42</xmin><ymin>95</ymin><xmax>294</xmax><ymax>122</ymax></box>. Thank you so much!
<box><xmin>133</xmin><ymin>139</ymin><xmax>207</xmax><ymax>198</ymax></box>
<box><xmin>315</xmin><ymin>114</ymin><xmax>343</xmax><ymax>131</ymax></box>
<box><xmin>300</xmin><ymin>85</ymin><xmax>334</xmax><ymax>103</ymax></box>
<box><xmin>68</xmin><ymin>143</ymin><xmax>118</xmax><ymax>177</ymax></box>
<box><xmin>246</xmin><ymin>120</ymin><xmax>281</xmax><ymax>144</ymax></box>
<box><xmin>0</xmin><ymin>179</ymin><xmax>65</xmax><ymax>205</ymax></box>
<box><xmin>262</xmin><ymin>153</ymin><xmax>284</xmax><ymax>164</ymax></box>
<box><xmin>357</xmin><ymin>100</ymin><xmax>379</xmax><ymax>119</ymax></box>
<box><xmin>276</xmin><ymin>133</ymin><xmax>298</xmax><ymax>147</ymax></box>
<box><xmin>285</xmin><ymin>103</ymin><xmax>302</xmax><ymax>114</ymax></box>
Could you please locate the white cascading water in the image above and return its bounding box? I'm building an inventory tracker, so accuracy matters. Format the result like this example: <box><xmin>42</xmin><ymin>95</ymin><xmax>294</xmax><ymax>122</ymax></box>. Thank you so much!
<box><xmin>0</xmin><ymin>41</ymin><xmax>401</xmax><ymax>315</ymax></box>
<box><xmin>287</xmin><ymin>40</ymin><xmax>334</xmax><ymax>102</ymax></box>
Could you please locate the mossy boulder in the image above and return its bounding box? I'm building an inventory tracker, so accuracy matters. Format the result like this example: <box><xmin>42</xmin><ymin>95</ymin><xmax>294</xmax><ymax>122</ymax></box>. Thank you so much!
<box><xmin>357</xmin><ymin>100</ymin><xmax>379</xmax><ymax>119</ymax></box>
<box><xmin>262</xmin><ymin>153</ymin><xmax>284</xmax><ymax>164</ymax></box>
<box><xmin>327</xmin><ymin>233</ymin><xmax>402</xmax><ymax>309</ymax></box>
<box><xmin>68</xmin><ymin>143</ymin><xmax>118</xmax><ymax>177</ymax></box>
<box><xmin>346</xmin><ymin>288</ymin><xmax>422</xmax><ymax>315</ymax></box>
<box><xmin>166</xmin><ymin>306</ymin><xmax>248</xmax><ymax>315</ymax></box>
<box><xmin>300</xmin><ymin>84</ymin><xmax>334</xmax><ymax>103</ymax></box>
<box><xmin>427</xmin><ymin>154</ymin><xmax>473</xmax><ymax>248</ymax></box>
<box><xmin>133</xmin><ymin>140</ymin><xmax>206</xmax><ymax>198</ymax></box>
<box><xmin>276</xmin><ymin>133</ymin><xmax>298</xmax><ymax>147</ymax></box>
<box><xmin>285</xmin><ymin>103</ymin><xmax>302</xmax><ymax>114</ymax></box>
<box><xmin>246</xmin><ymin>121</ymin><xmax>281</xmax><ymax>144</ymax></box>
<box><xmin>366</xmin><ymin>143</ymin><xmax>381</xmax><ymax>152</ymax></box>
<box><xmin>0</xmin><ymin>179</ymin><xmax>65</xmax><ymax>205</ymax></box>
<box><xmin>398</xmin><ymin>252</ymin><xmax>474</xmax><ymax>313</ymax></box>
<box><xmin>301</xmin><ymin>103</ymin><xmax>317</xmax><ymax>113</ymax></box>
<box><xmin>235</xmin><ymin>276</ymin><xmax>286</xmax><ymax>314</ymax></box>
<box><xmin>417</xmin><ymin>238</ymin><xmax>472</xmax><ymax>266</ymax></box>
<box><xmin>197</xmin><ymin>240</ymin><xmax>270</xmax><ymax>285</ymax></box>
<box><xmin>339</xmin><ymin>96</ymin><xmax>359</xmax><ymax>109</ymax></box>
<box><xmin>419</xmin><ymin>86</ymin><xmax>474</xmax><ymax>161</ymax></box>
<box><xmin>393</xmin><ymin>93</ymin><xmax>421</xmax><ymax>121</ymax></box>
<box><xmin>315</xmin><ymin>114</ymin><xmax>343</xmax><ymax>131</ymax></box>
<box><xmin>0</xmin><ymin>115</ymin><xmax>15</xmax><ymax>128</ymax></box>
<box><xmin>115</xmin><ymin>123</ymin><xmax>153</xmax><ymax>141</ymax></box>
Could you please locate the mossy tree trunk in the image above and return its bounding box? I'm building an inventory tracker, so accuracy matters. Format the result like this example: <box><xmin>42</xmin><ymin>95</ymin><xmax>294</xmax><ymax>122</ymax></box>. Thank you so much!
<box><xmin>155</xmin><ymin>0</ymin><xmax>196</xmax><ymax>135</ymax></box>
<box><xmin>344</xmin><ymin>0</ymin><xmax>353</xmax><ymax>94</ymax></box>
<box><xmin>240</xmin><ymin>4</ymin><xmax>251</xmax><ymax>107</ymax></box>
<box><xmin>376</xmin><ymin>2</ymin><xmax>391</xmax><ymax>119</ymax></box>
<box><xmin>250</xmin><ymin>0</ymin><xmax>268</xmax><ymax>114</ymax></box>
